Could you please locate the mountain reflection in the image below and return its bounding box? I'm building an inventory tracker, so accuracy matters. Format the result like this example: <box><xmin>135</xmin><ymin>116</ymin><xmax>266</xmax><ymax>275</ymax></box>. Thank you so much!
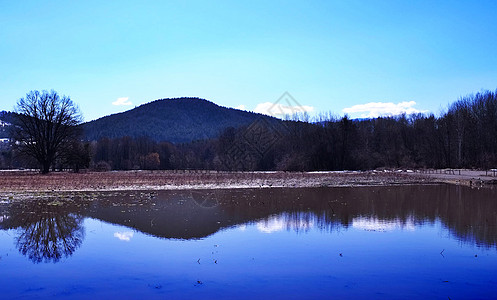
<box><xmin>80</xmin><ymin>185</ymin><xmax>497</xmax><ymax>248</ymax></box>
<box><xmin>0</xmin><ymin>199</ymin><xmax>87</xmax><ymax>263</ymax></box>
<box><xmin>1</xmin><ymin>184</ymin><xmax>497</xmax><ymax>263</ymax></box>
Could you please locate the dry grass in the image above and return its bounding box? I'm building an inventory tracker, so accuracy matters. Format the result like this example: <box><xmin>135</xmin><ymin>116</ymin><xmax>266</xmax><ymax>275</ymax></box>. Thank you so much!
<box><xmin>0</xmin><ymin>170</ymin><xmax>431</xmax><ymax>193</ymax></box>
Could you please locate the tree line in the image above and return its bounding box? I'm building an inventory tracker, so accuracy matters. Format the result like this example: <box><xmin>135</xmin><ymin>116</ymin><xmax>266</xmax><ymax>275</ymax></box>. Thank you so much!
<box><xmin>80</xmin><ymin>89</ymin><xmax>497</xmax><ymax>171</ymax></box>
<box><xmin>3</xmin><ymin>89</ymin><xmax>497</xmax><ymax>172</ymax></box>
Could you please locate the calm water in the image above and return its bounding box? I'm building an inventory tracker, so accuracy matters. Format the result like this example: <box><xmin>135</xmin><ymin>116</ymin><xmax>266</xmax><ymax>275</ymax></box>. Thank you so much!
<box><xmin>1</xmin><ymin>185</ymin><xmax>497</xmax><ymax>299</ymax></box>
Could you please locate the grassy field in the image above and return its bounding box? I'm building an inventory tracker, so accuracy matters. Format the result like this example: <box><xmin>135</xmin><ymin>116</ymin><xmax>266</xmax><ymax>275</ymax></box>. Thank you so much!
<box><xmin>0</xmin><ymin>170</ymin><xmax>431</xmax><ymax>193</ymax></box>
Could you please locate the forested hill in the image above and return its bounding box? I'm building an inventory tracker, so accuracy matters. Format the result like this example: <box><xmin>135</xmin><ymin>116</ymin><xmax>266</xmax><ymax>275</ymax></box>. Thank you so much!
<box><xmin>82</xmin><ymin>97</ymin><xmax>279</xmax><ymax>143</ymax></box>
<box><xmin>0</xmin><ymin>111</ymin><xmax>15</xmax><ymax>139</ymax></box>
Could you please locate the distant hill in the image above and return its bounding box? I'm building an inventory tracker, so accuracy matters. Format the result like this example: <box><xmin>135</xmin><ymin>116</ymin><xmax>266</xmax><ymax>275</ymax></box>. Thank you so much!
<box><xmin>82</xmin><ymin>97</ymin><xmax>281</xmax><ymax>143</ymax></box>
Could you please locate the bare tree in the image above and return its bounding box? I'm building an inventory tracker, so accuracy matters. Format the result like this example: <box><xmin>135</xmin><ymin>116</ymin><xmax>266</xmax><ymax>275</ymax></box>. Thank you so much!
<box><xmin>13</xmin><ymin>90</ymin><xmax>83</xmax><ymax>173</ymax></box>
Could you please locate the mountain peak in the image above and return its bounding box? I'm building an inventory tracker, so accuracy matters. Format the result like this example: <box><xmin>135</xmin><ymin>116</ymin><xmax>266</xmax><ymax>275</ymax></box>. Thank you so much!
<box><xmin>82</xmin><ymin>97</ymin><xmax>275</xmax><ymax>143</ymax></box>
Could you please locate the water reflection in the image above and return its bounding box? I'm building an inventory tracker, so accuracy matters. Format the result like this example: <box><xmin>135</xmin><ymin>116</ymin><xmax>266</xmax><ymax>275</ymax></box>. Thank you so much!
<box><xmin>0</xmin><ymin>199</ymin><xmax>87</xmax><ymax>263</ymax></box>
<box><xmin>256</xmin><ymin>213</ymin><xmax>315</xmax><ymax>233</ymax></box>
<box><xmin>1</xmin><ymin>184</ymin><xmax>497</xmax><ymax>265</ymax></box>
<box><xmin>91</xmin><ymin>185</ymin><xmax>497</xmax><ymax>248</ymax></box>
<box><xmin>352</xmin><ymin>216</ymin><xmax>417</xmax><ymax>232</ymax></box>
<box><xmin>114</xmin><ymin>231</ymin><xmax>134</xmax><ymax>241</ymax></box>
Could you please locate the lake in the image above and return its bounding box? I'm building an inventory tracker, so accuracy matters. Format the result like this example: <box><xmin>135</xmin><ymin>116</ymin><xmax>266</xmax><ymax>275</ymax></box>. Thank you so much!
<box><xmin>1</xmin><ymin>185</ymin><xmax>496</xmax><ymax>299</ymax></box>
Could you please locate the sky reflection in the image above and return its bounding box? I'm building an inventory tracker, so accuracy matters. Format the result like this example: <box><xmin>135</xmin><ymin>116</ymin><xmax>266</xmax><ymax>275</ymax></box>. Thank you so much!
<box><xmin>0</xmin><ymin>184</ymin><xmax>496</xmax><ymax>262</ymax></box>
<box><xmin>256</xmin><ymin>214</ymin><xmax>315</xmax><ymax>234</ymax></box>
<box><xmin>352</xmin><ymin>216</ymin><xmax>416</xmax><ymax>232</ymax></box>
<box><xmin>114</xmin><ymin>231</ymin><xmax>134</xmax><ymax>242</ymax></box>
<box><xmin>1</xmin><ymin>185</ymin><xmax>497</xmax><ymax>298</ymax></box>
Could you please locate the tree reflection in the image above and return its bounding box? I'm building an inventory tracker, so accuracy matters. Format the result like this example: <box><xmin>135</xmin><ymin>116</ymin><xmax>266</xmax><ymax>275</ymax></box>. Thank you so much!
<box><xmin>5</xmin><ymin>185</ymin><xmax>493</xmax><ymax>253</ymax></box>
<box><xmin>8</xmin><ymin>200</ymin><xmax>86</xmax><ymax>263</ymax></box>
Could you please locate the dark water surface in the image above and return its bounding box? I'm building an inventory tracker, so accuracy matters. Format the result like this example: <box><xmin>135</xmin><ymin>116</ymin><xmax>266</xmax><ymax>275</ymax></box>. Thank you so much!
<box><xmin>1</xmin><ymin>185</ymin><xmax>497</xmax><ymax>299</ymax></box>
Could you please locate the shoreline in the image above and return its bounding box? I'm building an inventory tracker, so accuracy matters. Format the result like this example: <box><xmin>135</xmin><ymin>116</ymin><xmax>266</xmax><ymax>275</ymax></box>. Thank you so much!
<box><xmin>0</xmin><ymin>170</ymin><xmax>430</xmax><ymax>193</ymax></box>
<box><xmin>0</xmin><ymin>169</ymin><xmax>495</xmax><ymax>195</ymax></box>
<box><xmin>419</xmin><ymin>169</ymin><xmax>497</xmax><ymax>187</ymax></box>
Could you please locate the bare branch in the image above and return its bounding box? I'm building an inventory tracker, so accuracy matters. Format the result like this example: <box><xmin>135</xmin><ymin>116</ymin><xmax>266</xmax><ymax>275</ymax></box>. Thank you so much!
<box><xmin>12</xmin><ymin>90</ymin><xmax>83</xmax><ymax>173</ymax></box>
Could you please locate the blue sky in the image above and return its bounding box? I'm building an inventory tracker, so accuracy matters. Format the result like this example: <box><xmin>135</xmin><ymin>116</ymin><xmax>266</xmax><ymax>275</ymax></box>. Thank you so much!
<box><xmin>1</xmin><ymin>0</ymin><xmax>496</xmax><ymax>121</ymax></box>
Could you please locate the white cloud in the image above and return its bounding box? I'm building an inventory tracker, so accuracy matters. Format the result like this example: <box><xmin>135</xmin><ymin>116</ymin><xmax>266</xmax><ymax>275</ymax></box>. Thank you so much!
<box><xmin>114</xmin><ymin>231</ymin><xmax>134</xmax><ymax>241</ymax></box>
<box><xmin>257</xmin><ymin>218</ymin><xmax>285</xmax><ymax>233</ymax></box>
<box><xmin>254</xmin><ymin>102</ymin><xmax>314</xmax><ymax>118</ymax></box>
<box><xmin>256</xmin><ymin>215</ymin><xmax>314</xmax><ymax>233</ymax></box>
<box><xmin>235</xmin><ymin>104</ymin><xmax>246</xmax><ymax>110</ymax></box>
<box><xmin>112</xmin><ymin>97</ymin><xmax>132</xmax><ymax>106</ymax></box>
<box><xmin>342</xmin><ymin>101</ymin><xmax>427</xmax><ymax>118</ymax></box>
<box><xmin>352</xmin><ymin>217</ymin><xmax>416</xmax><ymax>232</ymax></box>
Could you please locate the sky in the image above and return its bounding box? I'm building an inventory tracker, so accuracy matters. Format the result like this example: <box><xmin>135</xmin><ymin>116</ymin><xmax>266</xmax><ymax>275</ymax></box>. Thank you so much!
<box><xmin>1</xmin><ymin>0</ymin><xmax>497</xmax><ymax>121</ymax></box>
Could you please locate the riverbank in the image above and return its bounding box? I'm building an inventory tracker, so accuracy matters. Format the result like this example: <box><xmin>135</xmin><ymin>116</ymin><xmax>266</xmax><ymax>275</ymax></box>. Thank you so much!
<box><xmin>0</xmin><ymin>170</ymin><xmax>432</xmax><ymax>193</ymax></box>
<box><xmin>418</xmin><ymin>169</ymin><xmax>497</xmax><ymax>187</ymax></box>
<box><xmin>1</xmin><ymin>169</ymin><xmax>495</xmax><ymax>194</ymax></box>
